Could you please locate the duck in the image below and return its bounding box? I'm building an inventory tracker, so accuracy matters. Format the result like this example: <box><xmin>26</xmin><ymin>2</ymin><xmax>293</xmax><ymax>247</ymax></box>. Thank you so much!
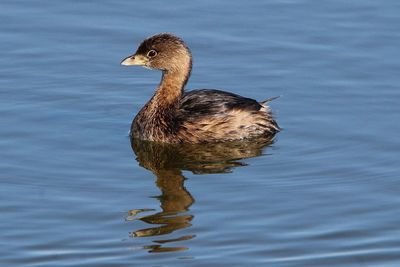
<box><xmin>121</xmin><ymin>33</ymin><xmax>280</xmax><ymax>144</ymax></box>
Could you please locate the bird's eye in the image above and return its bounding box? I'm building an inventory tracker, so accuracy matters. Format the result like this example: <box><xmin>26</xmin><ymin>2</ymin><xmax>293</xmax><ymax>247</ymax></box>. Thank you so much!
<box><xmin>147</xmin><ymin>50</ymin><xmax>157</xmax><ymax>58</ymax></box>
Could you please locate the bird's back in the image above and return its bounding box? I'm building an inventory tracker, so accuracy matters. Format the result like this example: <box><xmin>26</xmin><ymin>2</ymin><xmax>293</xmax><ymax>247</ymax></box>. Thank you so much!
<box><xmin>175</xmin><ymin>89</ymin><xmax>279</xmax><ymax>143</ymax></box>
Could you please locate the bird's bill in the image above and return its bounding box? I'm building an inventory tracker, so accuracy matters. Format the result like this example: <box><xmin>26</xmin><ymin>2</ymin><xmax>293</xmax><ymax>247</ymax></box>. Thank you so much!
<box><xmin>120</xmin><ymin>54</ymin><xmax>148</xmax><ymax>66</ymax></box>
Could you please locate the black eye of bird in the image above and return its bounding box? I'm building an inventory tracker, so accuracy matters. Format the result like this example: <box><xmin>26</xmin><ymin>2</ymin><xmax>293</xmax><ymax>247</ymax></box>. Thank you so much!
<box><xmin>147</xmin><ymin>50</ymin><xmax>157</xmax><ymax>58</ymax></box>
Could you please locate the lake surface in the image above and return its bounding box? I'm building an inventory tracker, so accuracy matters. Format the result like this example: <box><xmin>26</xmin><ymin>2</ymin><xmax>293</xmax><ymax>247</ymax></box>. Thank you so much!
<box><xmin>1</xmin><ymin>0</ymin><xmax>400</xmax><ymax>266</ymax></box>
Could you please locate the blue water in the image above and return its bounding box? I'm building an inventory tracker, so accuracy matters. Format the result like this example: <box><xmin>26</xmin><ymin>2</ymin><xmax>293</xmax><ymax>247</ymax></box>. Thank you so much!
<box><xmin>1</xmin><ymin>1</ymin><xmax>400</xmax><ymax>266</ymax></box>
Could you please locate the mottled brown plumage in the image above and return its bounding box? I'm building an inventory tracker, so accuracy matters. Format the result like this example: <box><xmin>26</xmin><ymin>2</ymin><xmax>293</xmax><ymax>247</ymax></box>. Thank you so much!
<box><xmin>121</xmin><ymin>33</ymin><xmax>279</xmax><ymax>143</ymax></box>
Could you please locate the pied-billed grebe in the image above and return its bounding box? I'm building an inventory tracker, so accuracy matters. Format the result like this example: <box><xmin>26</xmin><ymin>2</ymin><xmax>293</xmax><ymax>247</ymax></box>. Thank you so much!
<box><xmin>121</xmin><ymin>33</ymin><xmax>280</xmax><ymax>143</ymax></box>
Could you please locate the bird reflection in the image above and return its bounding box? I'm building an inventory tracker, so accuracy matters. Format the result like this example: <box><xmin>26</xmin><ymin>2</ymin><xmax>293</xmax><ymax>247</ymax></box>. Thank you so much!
<box><xmin>128</xmin><ymin>136</ymin><xmax>274</xmax><ymax>253</ymax></box>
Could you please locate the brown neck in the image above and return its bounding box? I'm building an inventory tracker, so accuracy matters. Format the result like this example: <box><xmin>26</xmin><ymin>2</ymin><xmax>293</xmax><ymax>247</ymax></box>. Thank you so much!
<box><xmin>149</xmin><ymin>61</ymin><xmax>192</xmax><ymax>109</ymax></box>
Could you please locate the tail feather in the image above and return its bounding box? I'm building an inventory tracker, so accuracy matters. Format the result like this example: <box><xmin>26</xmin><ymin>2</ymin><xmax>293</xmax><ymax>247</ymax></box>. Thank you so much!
<box><xmin>259</xmin><ymin>96</ymin><xmax>281</xmax><ymax>132</ymax></box>
<box><xmin>260</xmin><ymin>96</ymin><xmax>280</xmax><ymax>104</ymax></box>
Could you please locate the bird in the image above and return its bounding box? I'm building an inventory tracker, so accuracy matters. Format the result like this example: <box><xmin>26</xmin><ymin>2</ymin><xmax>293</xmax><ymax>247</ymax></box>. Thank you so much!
<box><xmin>121</xmin><ymin>33</ymin><xmax>279</xmax><ymax>144</ymax></box>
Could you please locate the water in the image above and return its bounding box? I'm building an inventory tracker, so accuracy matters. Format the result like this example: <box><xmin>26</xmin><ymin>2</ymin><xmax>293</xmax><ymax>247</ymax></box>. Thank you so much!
<box><xmin>1</xmin><ymin>0</ymin><xmax>400</xmax><ymax>266</ymax></box>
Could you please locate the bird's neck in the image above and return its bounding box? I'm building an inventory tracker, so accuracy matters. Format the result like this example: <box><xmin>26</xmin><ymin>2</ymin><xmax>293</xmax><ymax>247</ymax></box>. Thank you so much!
<box><xmin>150</xmin><ymin>59</ymin><xmax>192</xmax><ymax>108</ymax></box>
<box><xmin>155</xmin><ymin>72</ymin><xmax>185</xmax><ymax>104</ymax></box>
